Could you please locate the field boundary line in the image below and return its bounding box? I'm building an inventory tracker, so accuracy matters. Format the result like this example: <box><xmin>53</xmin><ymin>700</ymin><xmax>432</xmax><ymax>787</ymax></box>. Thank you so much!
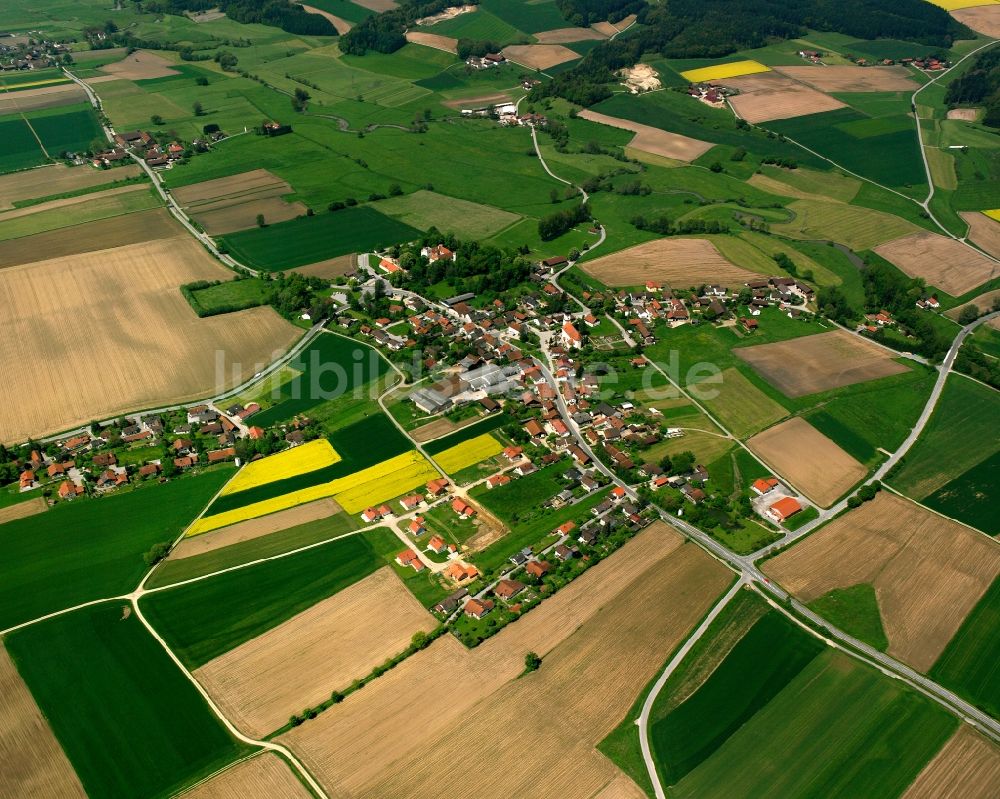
<box><xmin>881</xmin><ymin>482</ymin><xmax>998</xmax><ymax>545</ymax></box>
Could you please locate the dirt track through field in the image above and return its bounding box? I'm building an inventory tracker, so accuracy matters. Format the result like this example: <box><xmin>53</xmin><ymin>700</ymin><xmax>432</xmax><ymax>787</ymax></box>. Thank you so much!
<box><xmin>952</xmin><ymin>6</ymin><xmax>1000</xmax><ymax>38</ymax></box>
<box><xmin>179</xmin><ymin>752</ymin><xmax>311</xmax><ymax>798</ymax></box>
<box><xmin>578</xmin><ymin>109</ymin><xmax>713</xmax><ymax>161</ymax></box>
<box><xmin>0</xmin><ymin>496</ymin><xmax>47</xmax><ymax>525</ymax></box>
<box><xmin>197</xmin><ymin>568</ymin><xmax>436</xmax><ymax>738</ymax></box>
<box><xmin>748</xmin><ymin>417</ymin><xmax>865</xmax><ymax>506</ymax></box>
<box><xmin>0</xmin><ymin>163</ymin><xmax>141</xmax><ymax>210</ymax></box>
<box><xmin>580</xmin><ymin>237</ymin><xmax>769</xmax><ymax>287</ymax></box>
<box><xmin>168</xmin><ymin>499</ymin><xmax>341</xmax><ymax>560</ymax></box>
<box><xmin>875</xmin><ymin>232</ymin><xmax>998</xmax><ymax>297</ymax></box>
<box><xmin>724</xmin><ymin>73</ymin><xmax>846</xmax><ymax>123</ymax></box>
<box><xmin>405</xmin><ymin>32</ymin><xmax>458</xmax><ymax>53</ymax></box>
<box><xmin>735</xmin><ymin>329</ymin><xmax>908</xmax><ymax>397</ymax></box>
<box><xmin>0</xmin><ymin>642</ymin><xmax>86</xmax><ymax>798</ymax></box>
<box><xmin>774</xmin><ymin>65</ymin><xmax>917</xmax><ymax>92</ymax></box>
<box><xmin>0</xmin><ymin>234</ymin><xmax>299</xmax><ymax>442</ymax></box>
<box><xmin>764</xmin><ymin>492</ymin><xmax>1000</xmax><ymax>672</ymax></box>
<box><xmin>961</xmin><ymin>212</ymin><xmax>1000</xmax><ymax>260</ymax></box>
<box><xmin>901</xmin><ymin>726</ymin><xmax>1000</xmax><ymax>799</ymax></box>
<box><xmin>279</xmin><ymin>524</ymin><xmax>722</xmax><ymax>797</ymax></box>
<box><xmin>502</xmin><ymin>44</ymin><xmax>580</xmax><ymax>70</ymax></box>
<box><xmin>100</xmin><ymin>50</ymin><xmax>179</xmax><ymax>80</ymax></box>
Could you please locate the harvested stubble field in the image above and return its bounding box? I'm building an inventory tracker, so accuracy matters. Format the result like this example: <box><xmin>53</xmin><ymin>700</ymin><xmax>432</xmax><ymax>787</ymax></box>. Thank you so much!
<box><xmin>404</xmin><ymin>31</ymin><xmax>458</xmax><ymax>52</ymax></box>
<box><xmin>182</xmin><ymin>753</ymin><xmax>311</xmax><ymax>799</ymax></box>
<box><xmin>580</xmin><ymin>237</ymin><xmax>770</xmax><ymax>287</ymax></box>
<box><xmin>0</xmin><ymin>163</ymin><xmax>140</xmax><ymax>210</ymax></box>
<box><xmin>0</xmin><ymin>496</ymin><xmax>46</xmax><ymax>525</ymax></box>
<box><xmin>774</xmin><ymin>65</ymin><xmax>917</xmax><ymax>92</ymax></box>
<box><xmin>764</xmin><ymin>492</ymin><xmax>1000</xmax><ymax>672</ymax></box>
<box><xmin>534</xmin><ymin>26</ymin><xmax>607</xmax><ymax>43</ymax></box>
<box><xmin>0</xmin><ymin>642</ymin><xmax>86</xmax><ymax>798</ymax></box>
<box><xmin>875</xmin><ymin>232</ymin><xmax>998</xmax><ymax>297</ymax></box>
<box><xmin>169</xmin><ymin>498</ymin><xmax>342</xmax><ymax>560</ymax></box>
<box><xmin>724</xmin><ymin>73</ymin><xmax>846</xmax><ymax>123</ymax></box>
<box><xmin>0</xmin><ymin>83</ymin><xmax>86</xmax><ymax>114</ymax></box>
<box><xmin>172</xmin><ymin>169</ymin><xmax>308</xmax><ymax>235</ymax></box>
<box><xmin>735</xmin><ymin>329</ymin><xmax>908</xmax><ymax>397</ymax></box>
<box><xmin>749</xmin><ymin>165</ymin><xmax>861</xmax><ymax>203</ymax></box>
<box><xmin>697</xmin><ymin>367</ymin><xmax>788</xmax><ymax>439</ymax></box>
<box><xmin>0</xmin><ymin>183</ymin><xmax>153</xmax><ymax>238</ymax></box>
<box><xmin>292</xmin><ymin>253</ymin><xmax>356</xmax><ymax>279</ymax></box>
<box><xmin>502</xmin><ymin>44</ymin><xmax>579</xmax><ymax>70</ymax></box>
<box><xmin>99</xmin><ymin>50</ymin><xmax>179</xmax><ymax>80</ymax></box>
<box><xmin>592</xmin><ymin>15</ymin><xmax>635</xmax><ymax>36</ymax></box>
<box><xmin>747</xmin><ymin>417</ymin><xmax>866</xmax><ymax>506</ymax></box>
<box><xmin>280</xmin><ymin>524</ymin><xmax>730</xmax><ymax>798</ymax></box>
<box><xmin>962</xmin><ymin>212</ymin><xmax>1000</xmax><ymax>260</ymax></box>
<box><xmin>901</xmin><ymin>727</ymin><xmax>1000</xmax><ymax>799</ymax></box>
<box><xmin>952</xmin><ymin>6</ymin><xmax>1000</xmax><ymax>38</ymax></box>
<box><xmin>196</xmin><ymin>567</ymin><xmax>436</xmax><ymax>738</ymax></box>
<box><xmin>0</xmin><ymin>234</ymin><xmax>299</xmax><ymax>442</ymax></box>
<box><xmin>772</xmin><ymin>198</ymin><xmax>918</xmax><ymax>250</ymax></box>
<box><xmin>578</xmin><ymin>109</ymin><xmax>712</xmax><ymax>161</ymax></box>
<box><xmin>946</xmin><ymin>288</ymin><xmax>1000</xmax><ymax>320</ymax></box>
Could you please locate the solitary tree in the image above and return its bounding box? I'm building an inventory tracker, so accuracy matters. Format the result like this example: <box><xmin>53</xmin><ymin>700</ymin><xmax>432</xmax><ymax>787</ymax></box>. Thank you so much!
<box><xmin>524</xmin><ymin>651</ymin><xmax>542</xmax><ymax>673</ymax></box>
<box><xmin>192</xmin><ymin>100</ymin><xmax>204</xmax><ymax>116</ymax></box>
<box><xmin>150</xmin><ymin>113</ymin><xmax>163</xmax><ymax>125</ymax></box>
<box><xmin>256</xmin><ymin>213</ymin><xmax>266</xmax><ymax>228</ymax></box>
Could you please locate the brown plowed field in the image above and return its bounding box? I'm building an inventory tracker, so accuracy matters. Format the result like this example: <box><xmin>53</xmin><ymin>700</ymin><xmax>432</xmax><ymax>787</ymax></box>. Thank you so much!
<box><xmin>301</xmin><ymin>4</ymin><xmax>352</xmax><ymax>34</ymax></box>
<box><xmin>404</xmin><ymin>32</ymin><xmax>458</xmax><ymax>53</ymax></box>
<box><xmin>774</xmin><ymin>65</ymin><xmax>917</xmax><ymax>92</ymax></box>
<box><xmin>172</xmin><ymin>169</ymin><xmax>306</xmax><ymax>235</ymax></box>
<box><xmin>0</xmin><ymin>83</ymin><xmax>86</xmax><ymax>114</ymax></box>
<box><xmin>0</xmin><ymin>163</ymin><xmax>140</xmax><ymax>210</ymax></box>
<box><xmin>410</xmin><ymin>416</ymin><xmax>458</xmax><ymax>442</ymax></box>
<box><xmin>946</xmin><ymin>288</ymin><xmax>1000</xmax><ymax>321</ymax></box>
<box><xmin>747</xmin><ymin>417</ymin><xmax>865</xmax><ymax>506</ymax></box>
<box><xmin>0</xmin><ymin>207</ymin><xmax>177</xmax><ymax>268</ymax></box>
<box><xmin>196</xmin><ymin>568</ymin><xmax>436</xmax><ymax>738</ymax></box>
<box><xmin>578</xmin><ymin>109</ymin><xmax>712</xmax><ymax>161</ymax></box>
<box><xmin>442</xmin><ymin>92</ymin><xmax>512</xmax><ymax>109</ymax></box>
<box><xmin>100</xmin><ymin>50</ymin><xmax>179</xmax><ymax>80</ymax></box>
<box><xmin>280</xmin><ymin>525</ymin><xmax>730</xmax><ymax>798</ymax></box>
<box><xmin>534</xmin><ymin>27</ymin><xmax>607</xmax><ymax>43</ymax></box>
<box><xmin>735</xmin><ymin>329</ymin><xmax>908</xmax><ymax>397</ymax></box>
<box><xmin>0</xmin><ymin>496</ymin><xmax>46</xmax><ymax>525</ymax></box>
<box><xmin>352</xmin><ymin>0</ymin><xmax>397</xmax><ymax>10</ymax></box>
<box><xmin>0</xmin><ymin>234</ymin><xmax>299</xmax><ymax>442</ymax></box>
<box><xmin>961</xmin><ymin>212</ymin><xmax>1000</xmax><ymax>260</ymax></box>
<box><xmin>591</xmin><ymin>14</ymin><xmax>636</xmax><ymax>36</ymax></box>
<box><xmin>952</xmin><ymin>6</ymin><xmax>1000</xmax><ymax>39</ymax></box>
<box><xmin>580</xmin><ymin>237</ymin><xmax>768</xmax><ymax>287</ymax></box>
<box><xmin>947</xmin><ymin>108</ymin><xmax>980</xmax><ymax>121</ymax></box>
<box><xmin>168</xmin><ymin>499</ymin><xmax>341</xmax><ymax>560</ymax></box>
<box><xmin>901</xmin><ymin>726</ymin><xmax>1000</xmax><ymax>799</ymax></box>
<box><xmin>723</xmin><ymin>73</ymin><xmax>846</xmax><ymax>123</ymax></box>
<box><xmin>502</xmin><ymin>44</ymin><xmax>579</xmax><ymax>70</ymax></box>
<box><xmin>875</xmin><ymin>232</ymin><xmax>998</xmax><ymax>297</ymax></box>
<box><xmin>0</xmin><ymin>642</ymin><xmax>86</xmax><ymax>798</ymax></box>
<box><xmin>180</xmin><ymin>753</ymin><xmax>311</xmax><ymax>799</ymax></box>
<box><xmin>0</xmin><ymin>183</ymin><xmax>147</xmax><ymax>225</ymax></box>
<box><xmin>764</xmin><ymin>492</ymin><xmax>1000</xmax><ymax>672</ymax></box>
<box><xmin>292</xmin><ymin>253</ymin><xmax>356</xmax><ymax>279</ymax></box>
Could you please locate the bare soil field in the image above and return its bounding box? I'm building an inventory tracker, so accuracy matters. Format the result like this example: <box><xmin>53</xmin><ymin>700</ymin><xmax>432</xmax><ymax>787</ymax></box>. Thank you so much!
<box><xmin>592</xmin><ymin>14</ymin><xmax>636</xmax><ymax>36</ymax></box>
<box><xmin>352</xmin><ymin>0</ymin><xmax>397</xmax><ymax>11</ymax></box>
<box><xmin>0</xmin><ymin>163</ymin><xmax>140</xmax><ymax>210</ymax></box>
<box><xmin>100</xmin><ymin>50</ymin><xmax>180</xmax><ymax>80</ymax></box>
<box><xmin>774</xmin><ymin>65</ymin><xmax>917</xmax><ymax>92</ymax></box>
<box><xmin>0</xmin><ymin>642</ymin><xmax>86</xmax><ymax>798</ymax></box>
<box><xmin>0</xmin><ymin>183</ymin><xmax>147</xmax><ymax>225</ymax></box>
<box><xmin>410</xmin><ymin>416</ymin><xmax>457</xmax><ymax>442</ymax></box>
<box><xmin>180</xmin><ymin>753</ymin><xmax>310</xmax><ymax>799</ymax></box>
<box><xmin>764</xmin><ymin>492</ymin><xmax>1000</xmax><ymax>671</ymax></box>
<box><xmin>946</xmin><ymin>288</ymin><xmax>1000</xmax><ymax>321</ymax></box>
<box><xmin>875</xmin><ymin>232</ymin><xmax>998</xmax><ymax>297</ymax></box>
<box><xmin>187</xmin><ymin>9</ymin><xmax>228</xmax><ymax>23</ymax></box>
<box><xmin>404</xmin><ymin>31</ymin><xmax>458</xmax><ymax>53</ymax></box>
<box><xmin>947</xmin><ymin>107</ymin><xmax>981</xmax><ymax>121</ymax></box>
<box><xmin>723</xmin><ymin>73</ymin><xmax>846</xmax><ymax>123</ymax></box>
<box><xmin>280</xmin><ymin>524</ymin><xmax>721</xmax><ymax>797</ymax></box>
<box><xmin>0</xmin><ymin>83</ymin><xmax>86</xmax><ymax>114</ymax></box>
<box><xmin>172</xmin><ymin>169</ymin><xmax>306</xmax><ymax>235</ymax></box>
<box><xmin>442</xmin><ymin>92</ymin><xmax>512</xmax><ymax>109</ymax></box>
<box><xmin>952</xmin><ymin>6</ymin><xmax>1000</xmax><ymax>39</ymax></box>
<box><xmin>961</xmin><ymin>212</ymin><xmax>1000</xmax><ymax>261</ymax></box>
<box><xmin>735</xmin><ymin>329</ymin><xmax>908</xmax><ymax>397</ymax></box>
<box><xmin>292</xmin><ymin>253</ymin><xmax>356</xmax><ymax>279</ymax></box>
<box><xmin>901</xmin><ymin>726</ymin><xmax>1000</xmax><ymax>799</ymax></box>
<box><xmin>168</xmin><ymin>499</ymin><xmax>341</xmax><ymax>560</ymax></box>
<box><xmin>535</xmin><ymin>27</ymin><xmax>607</xmax><ymax>44</ymax></box>
<box><xmin>415</xmin><ymin>4</ymin><xmax>474</xmax><ymax>25</ymax></box>
<box><xmin>0</xmin><ymin>234</ymin><xmax>299</xmax><ymax>442</ymax></box>
<box><xmin>747</xmin><ymin>417</ymin><xmax>866</xmax><ymax>506</ymax></box>
<box><xmin>620</xmin><ymin>63</ymin><xmax>661</xmax><ymax>93</ymax></box>
<box><xmin>502</xmin><ymin>44</ymin><xmax>579</xmax><ymax>70</ymax></box>
<box><xmin>301</xmin><ymin>5</ymin><xmax>352</xmax><ymax>34</ymax></box>
<box><xmin>315</xmin><ymin>535</ymin><xmax>730</xmax><ymax>799</ymax></box>
<box><xmin>0</xmin><ymin>496</ymin><xmax>46</xmax><ymax>525</ymax></box>
<box><xmin>197</xmin><ymin>568</ymin><xmax>435</xmax><ymax>738</ymax></box>
<box><xmin>578</xmin><ymin>109</ymin><xmax>712</xmax><ymax>161</ymax></box>
<box><xmin>580</xmin><ymin>237</ymin><xmax>769</xmax><ymax>287</ymax></box>
<box><xmin>0</xmin><ymin>207</ymin><xmax>176</xmax><ymax>268</ymax></box>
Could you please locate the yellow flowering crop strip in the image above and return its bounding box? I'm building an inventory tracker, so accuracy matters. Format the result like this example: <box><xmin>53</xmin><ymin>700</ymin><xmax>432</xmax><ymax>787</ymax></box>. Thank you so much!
<box><xmin>221</xmin><ymin>438</ymin><xmax>341</xmax><ymax>496</ymax></box>
<box><xmin>434</xmin><ymin>433</ymin><xmax>504</xmax><ymax>475</ymax></box>
<box><xmin>189</xmin><ymin>450</ymin><xmax>437</xmax><ymax>534</ymax></box>
<box><xmin>1</xmin><ymin>77</ymin><xmax>71</xmax><ymax>91</ymax></box>
<box><xmin>984</xmin><ymin>209</ymin><xmax>1000</xmax><ymax>222</ymax></box>
<box><xmin>926</xmin><ymin>0</ymin><xmax>998</xmax><ymax>11</ymax></box>
<box><xmin>680</xmin><ymin>60</ymin><xmax>771</xmax><ymax>83</ymax></box>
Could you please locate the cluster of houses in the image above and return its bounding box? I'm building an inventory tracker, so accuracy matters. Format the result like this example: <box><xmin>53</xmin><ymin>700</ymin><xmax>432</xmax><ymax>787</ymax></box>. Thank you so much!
<box><xmin>845</xmin><ymin>53</ymin><xmax>949</xmax><ymax>71</ymax></box>
<box><xmin>465</xmin><ymin>52</ymin><xmax>506</xmax><ymax>70</ymax></box>
<box><xmin>111</xmin><ymin>130</ymin><xmax>188</xmax><ymax>169</ymax></box>
<box><xmin>686</xmin><ymin>82</ymin><xmax>736</xmax><ymax>107</ymax></box>
<box><xmin>0</xmin><ymin>34</ymin><xmax>69</xmax><ymax>70</ymax></box>
<box><xmin>751</xmin><ymin>475</ymin><xmax>805</xmax><ymax>525</ymax></box>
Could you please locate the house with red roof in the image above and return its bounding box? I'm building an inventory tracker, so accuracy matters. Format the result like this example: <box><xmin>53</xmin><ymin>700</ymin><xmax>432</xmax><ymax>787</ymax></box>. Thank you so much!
<box><xmin>751</xmin><ymin>477</ymin><xmax>780</xmax><ymax>496</ymax></box>
<box><xmin>561</xmin><ymin>321</ymin><xmax>583</xmax><ymax>349</ymax></box>
<box><xmin>767</xmin><ymin>496</ymin><xmax>802</xmax><ymax>523</ymax></box>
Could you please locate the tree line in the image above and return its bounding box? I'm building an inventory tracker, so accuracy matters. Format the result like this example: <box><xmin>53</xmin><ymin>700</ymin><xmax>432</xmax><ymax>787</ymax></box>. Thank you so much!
<box><xmin>945</xmin><ymin>47</ymin><xmax>1000</xmax><ymax>128</ymax></box>
<box><xmin>341</xmin><ymin>0</ymin><xmax>478</xmax><ymax>55</ymax></box>
<box><xmin>150</xmin><ymin>0</ymin><xmax>337</xmax><ymax>36</ymax></box>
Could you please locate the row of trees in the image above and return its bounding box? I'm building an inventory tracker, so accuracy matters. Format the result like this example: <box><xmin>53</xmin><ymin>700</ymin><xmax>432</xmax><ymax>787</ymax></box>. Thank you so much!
<box><xmin>155</xmin><ymin>0</ymin><xmax>337</xmax><ymax>36</ymax></box>
<box><xmin>539</xmin><ymin>202</ymin><xmax>591</xmax><ymax>241</ymax></box>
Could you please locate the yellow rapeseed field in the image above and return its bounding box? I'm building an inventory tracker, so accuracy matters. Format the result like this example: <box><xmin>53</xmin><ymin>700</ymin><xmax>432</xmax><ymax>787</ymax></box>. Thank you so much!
<box><xmin>680</xmin><ymin>59</ymin><xmax>771</xmax><ymax>83</ymax></box>
<box><xmin>188</xmin><ymin>450</ymin><xmax>438</xmax><ymax>534</ymax></box>
<box><xmin>984</xmin><ymin>209</ymin><xmax>1000</xmax><ymax>222</ymax></box>
<box><xmin>1</xmin><ymin>77</ymin><xmax>71</xmax><ymax>90</ymax></box>
<box><xmin>221</xmin><ymin>439</ymin><xmax>341</xmax><ymax>496</ymax></box>
<box><xmin>927</xmin><ymin>0</ymin><xmax>998</xmax><ymax>10</ymax></box>
<box><xmin>434</xmin><ymin>433</ymin><xmax>504</xmax><ymax>475</ymax></box>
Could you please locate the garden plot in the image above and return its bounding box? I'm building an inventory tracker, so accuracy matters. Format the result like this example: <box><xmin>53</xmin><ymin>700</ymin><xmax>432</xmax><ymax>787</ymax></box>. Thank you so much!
<box><xmin>874</xmin><ymin>232</ymin><xmax>999</xmax><ymax>297</ymax></box>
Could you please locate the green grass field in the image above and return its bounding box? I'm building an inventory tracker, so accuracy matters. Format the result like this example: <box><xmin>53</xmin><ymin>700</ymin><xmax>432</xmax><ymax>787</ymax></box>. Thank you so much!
<box><xmin>771</xmin><ymin>198</ymin><xmax>919</xmax><ymax>250</ymax></box>
<box><xmin>187</xmin><ymin>277</ymin><xmax>270</xmax><ymax>315</ymax></box>
<box><xmin>931</xmin><ymin>575</ymin><xmax>1000</xmax><ymax>719</ymax></box>
<box><xmin>923</xmin><ymin>450</ymin><xmax>999</xmax><ymax>535</ymax></box>
<box><xmin>695</xmin><ymin>367</ymin><xmax>788</xmax><ymax>440</ymax></box>
<box><xmin>0</xmin><ymin>468</ymin><xmax>233</xmax><ymax>631</ymax></box>
<box><xmin>141</xmin><ymin>526</ymin><xmax>399</xmax><ymax>668</ymax></box>
<box><xmin>373</xmin><ymin>190</ymin><xmax>521</xmax><ymax>239</ymax></box>
<box><xmin>0</xmin><ymin>115</ymin><xmax>48</xmax><ymax>173</ymax></box>
<box><xmin>220</xmin><ymin>205</ymin><xmax>422</xmax><ymax>270</ymax></box>
<box><xmin>6</xmin><ymin>602</ymin><xmax>251</xmax><ymax>799</ymax></box>
<box><xmin>480</xmin><ymin>0</ymin><xmax>566</xmax><ymax>34</ymax></box>
<box><xmin>0</xmin><ymin>186</ymin><xmax>161</xmax><ymax>241</ymax></box>
<box><xmin>421</xmin><ymin>7</ymin><xmax>525</xmax><ymax>43</ymax></box>
<box><xmin>808</xmin><ymin>583</ymin><xmax>888</xmax><ymax>650</ymax></box>
<box><xmin>26</xmin><ymin>105</ymin><xmax>104</xmax><ymax>155</ymax></box>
